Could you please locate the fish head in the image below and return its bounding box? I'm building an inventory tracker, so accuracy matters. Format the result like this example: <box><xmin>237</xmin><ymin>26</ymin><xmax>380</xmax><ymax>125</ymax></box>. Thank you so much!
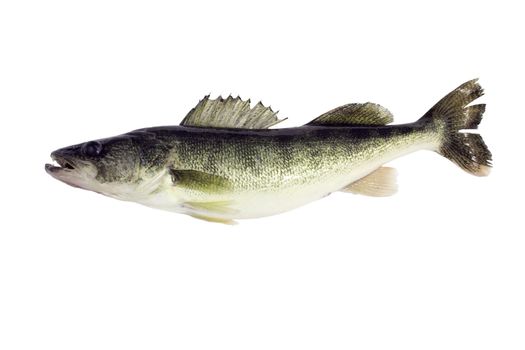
<box><xmin>45</xmin><ymin>135</ymin><xmax>144</xmax><ymax>198</ymax></box>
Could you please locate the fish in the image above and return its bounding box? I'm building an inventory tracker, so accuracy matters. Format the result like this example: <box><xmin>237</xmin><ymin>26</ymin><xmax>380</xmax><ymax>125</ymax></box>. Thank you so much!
<box><xmin>45</xmin><ymin>79</ymin><xmax>492</xmax><ymax>224</ymax></box>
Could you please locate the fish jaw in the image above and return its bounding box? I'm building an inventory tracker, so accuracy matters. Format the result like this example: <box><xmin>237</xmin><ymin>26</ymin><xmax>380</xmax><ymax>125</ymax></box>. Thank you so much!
<box><xmin>45</xmin><ymin>152</ymin><xmax>159</xmax><ymax>201</ymax></box>
<box><xmin>45</xmin><ymin>152</ymin><xmax>98</xmax><ymax>190</ymax></box>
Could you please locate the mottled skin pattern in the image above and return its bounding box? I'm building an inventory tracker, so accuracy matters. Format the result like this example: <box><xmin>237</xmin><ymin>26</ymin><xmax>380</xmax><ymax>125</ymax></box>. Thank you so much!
<box><xmin>124</xmin><ymin>123</ymin><xmax>437</xmax><ymax>218</ymax></box>
<box><xmin>142</xmin><ymin>124</ymin><xmax>431</xmax><ymax>188</ymax></box>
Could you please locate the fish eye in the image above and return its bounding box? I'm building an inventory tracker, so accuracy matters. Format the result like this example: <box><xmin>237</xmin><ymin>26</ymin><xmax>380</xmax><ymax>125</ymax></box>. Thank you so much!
<box><xmin>82</xmin><ymin>141</ymin><xmax>103</xmax><ymax>157</ymax></box>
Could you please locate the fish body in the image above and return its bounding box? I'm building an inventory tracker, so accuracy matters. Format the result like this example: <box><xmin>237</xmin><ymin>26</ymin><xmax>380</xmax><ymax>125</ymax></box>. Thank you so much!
<box><xmin>130</xmin><ymin>124</ymin><xmax>433</xmax><ymax>219</ymax></box>
<box><xmin>46</xmin><ymin>80</ymin><xmax>492</xmax><ymax>223</ymax></box>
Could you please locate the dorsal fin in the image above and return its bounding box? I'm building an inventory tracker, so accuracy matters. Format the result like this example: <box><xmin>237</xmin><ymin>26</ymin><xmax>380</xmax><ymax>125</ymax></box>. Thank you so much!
<box><xmin>307</xmin><ymin>102</ymin><xmax>394</xmax><ymax>126</ymax></box>
<box><xmin>180</xmin><ymin>95</ymin><xmax>286</xmax><ymax>129</ymax></box>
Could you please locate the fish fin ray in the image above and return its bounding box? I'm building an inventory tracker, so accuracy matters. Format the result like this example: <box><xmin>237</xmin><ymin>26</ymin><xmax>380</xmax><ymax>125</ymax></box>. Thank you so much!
<box><xmin>342</xmin><ymin>166</ymin><xmax>398</xmax><ymax>197</ymax></box>
<box><xmin>189</xmin><ymin>213</ymin><xmax>238</xmax><ymax>225</ymax></box>
<box><xmin>184</xmin><ymin>200</ymin><xmax>237</xmax><ymax>214</ymax></box>
<box><xmin>307</xmin><ymin>102</ymin><xmax>393</xmax><ymax>127</ymax></box>
<box><xmin>418</xmin><ymin>79</ymin><xmax>492</xmax><ymax>176</ymax></box>
<box><xmin>169</xmin><ymin>168</ymin><xmax>233</xmax><ymax>193</ymax></box>
<box><xmin>180</xmin><ymin>95</ymin><xmax>285</xmax><ymax>129</ymax></box>
<box><xmin>184</xmin><ymin>200</ymin><xmax>238</xmax><ymax>224</ymax></box>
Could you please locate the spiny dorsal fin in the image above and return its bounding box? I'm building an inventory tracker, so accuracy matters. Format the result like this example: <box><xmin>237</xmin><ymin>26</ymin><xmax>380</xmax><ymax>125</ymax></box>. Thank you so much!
<box><xmin>180</xmin><ymin>95</ymin><xmax>286</xmax><ymax>129</ymax></box>
<box><xmin>307</xmin><ymin>102</ymin><xmax>394</xmax><ymax>127</ymax></box>
<box><xmin>342</xmin><ymin>167</ymin><xmax>398</xmax><ymax>197</ymax></box>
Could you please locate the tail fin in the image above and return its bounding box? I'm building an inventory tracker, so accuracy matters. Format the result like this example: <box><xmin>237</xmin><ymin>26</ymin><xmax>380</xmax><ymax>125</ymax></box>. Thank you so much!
<box><xmin>418</xmin><ymin>79</ymin><xmax>492</xmax><ymax>176</ymax></box>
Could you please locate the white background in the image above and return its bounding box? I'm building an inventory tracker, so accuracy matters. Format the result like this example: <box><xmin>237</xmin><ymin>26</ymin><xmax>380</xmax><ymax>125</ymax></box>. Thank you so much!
<box><xmin>1</xmin><ymin>1</ymin><xmax>523</xmax><ymax>349</ymax></box>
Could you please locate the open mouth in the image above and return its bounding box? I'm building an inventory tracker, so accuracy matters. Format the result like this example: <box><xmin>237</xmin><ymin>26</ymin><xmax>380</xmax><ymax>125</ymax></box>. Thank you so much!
<box><xmin>45</xmin><ymin>155</ymin><xmax>76</xmax><ymax>173</ymax></box>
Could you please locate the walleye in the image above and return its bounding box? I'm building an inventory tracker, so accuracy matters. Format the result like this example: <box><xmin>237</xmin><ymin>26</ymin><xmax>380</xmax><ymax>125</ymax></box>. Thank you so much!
<box><xmin>46</xmin><ymin>79</ymin><xmax>492</xmax><ymax>224</ymax></box>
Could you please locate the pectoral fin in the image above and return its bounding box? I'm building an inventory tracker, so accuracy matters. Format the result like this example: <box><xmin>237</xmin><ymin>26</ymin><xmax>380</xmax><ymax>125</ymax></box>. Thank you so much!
<box><xmin>342</xmin><ymin>167</ymin><xmax>398</xmax><ymax>197</ymax></box>
<box><xmin>169</xmin><ymin>168</ymin><xmax>233</xmax><ymax>193</ymax></box>
<box><xmin>168</xmin><ymin>168</ymin><xmax>238</xmax><ymax>224</ymax></box>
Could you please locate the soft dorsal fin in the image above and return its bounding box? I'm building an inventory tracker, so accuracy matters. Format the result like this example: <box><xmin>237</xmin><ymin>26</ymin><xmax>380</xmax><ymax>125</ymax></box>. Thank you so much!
<box><xmin>180</xmin><ymin>95</ymin><xmax>286</xmax><ymax>129</ymax></box>
<box><xmin>307</xmin><ymin>102</ymin><xmax>394</xmax><ymax>126</ymax></box>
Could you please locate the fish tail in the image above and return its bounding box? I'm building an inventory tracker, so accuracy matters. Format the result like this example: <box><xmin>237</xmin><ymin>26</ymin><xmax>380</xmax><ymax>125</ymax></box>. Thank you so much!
<box><xmin>418</xmin><ymin>79</ymin><xmax>492</xmax><ymax>176</ymax></box>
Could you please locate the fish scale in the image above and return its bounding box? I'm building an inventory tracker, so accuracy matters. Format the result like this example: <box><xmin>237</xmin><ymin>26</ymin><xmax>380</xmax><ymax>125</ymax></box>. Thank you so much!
<box><xmin>46</xmin><ymin>79</ymin><xmax>492</xmax><ymax>224</ymax></box>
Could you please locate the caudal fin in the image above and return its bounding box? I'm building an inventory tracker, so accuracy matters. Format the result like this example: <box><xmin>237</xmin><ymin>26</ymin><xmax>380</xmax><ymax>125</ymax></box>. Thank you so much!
<box><xmin>419</xmin><ymin>79</ymin><xmax>492</xmax><ymax>176</ymax></box>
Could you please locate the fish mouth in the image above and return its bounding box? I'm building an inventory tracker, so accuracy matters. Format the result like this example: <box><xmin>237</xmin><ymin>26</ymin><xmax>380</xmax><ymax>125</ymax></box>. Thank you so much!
<box><xmin>45</xmin><ymin>154</ymin><xmax>77</xmax><ymax>174</ymax></box>
<box><xmin>45</xmin><ymin>153</ymin><xmax>85</xmax><ymax>189</ymax></box>
<box><xmin>45</xmin><ymin>152</ymin><xmax>98</xmax><ymax>190</ymax></box>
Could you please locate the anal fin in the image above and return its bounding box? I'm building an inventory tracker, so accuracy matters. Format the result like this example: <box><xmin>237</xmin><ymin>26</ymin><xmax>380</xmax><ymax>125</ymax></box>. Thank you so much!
<box><xmin>342</xmin><ymin>167</ymin><xmax>398</xmax><ymax>197</ymax></box>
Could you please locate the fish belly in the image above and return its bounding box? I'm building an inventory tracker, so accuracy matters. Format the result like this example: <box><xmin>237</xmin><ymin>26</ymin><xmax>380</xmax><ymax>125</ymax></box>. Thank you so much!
<box><xmin>227</xmin><ymin>161</ymin><xmax>384</xmax><ymax>219</ymax></box>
